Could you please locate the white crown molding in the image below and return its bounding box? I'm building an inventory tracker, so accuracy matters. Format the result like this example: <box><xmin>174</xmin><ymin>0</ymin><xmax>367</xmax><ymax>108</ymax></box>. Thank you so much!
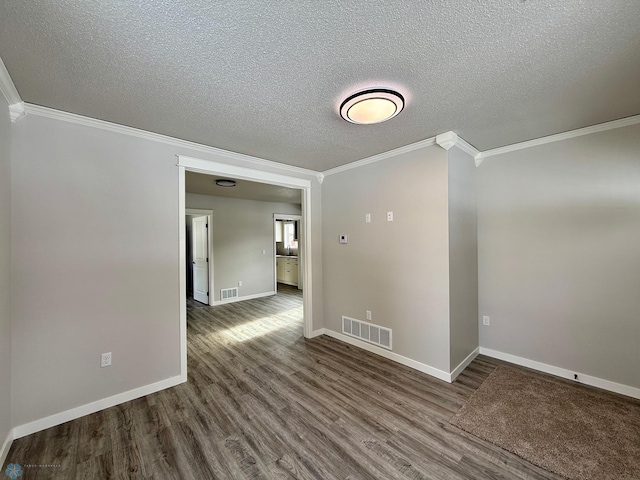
<box><xmin>322</xmin><ymin>136</ymin><xmax>437</xmax><ymax>177</ymax></box>
<box><xmin>436</xmin><ymin>131</ymin><xmax>484</xmax><ymax>166</ymax></box>
<box><xmin>481</xmin><ymin>114</ymin><xmax>640</xmax><ymax>160</ymax></box>
<box><xmin>0</xmin><ymin>56</ymin><xmax>22</xmax><ymax>106</ymax></box>
<box><xmin>9</xmin><ymin>102</ymin><xmax>25</xmax><ymax>122</ymax></box>
<box><xmin>21</xmin><ymin>102</ymin><xmax>639</xmax><ymax>176</ymax></box>
<box><xmin>23</xmin><ymin>103</ymin><xmax>320</xmax><ymax>178</ymax></box>
<box><xmin>435</xmin><ymin>131</ymin><xmax>458</xmax><ymax>150</ymax></box>
<box><xmin>457</xmin><ymin>136</ymin><xmax>484</xmax><ymax>166</ymax></box>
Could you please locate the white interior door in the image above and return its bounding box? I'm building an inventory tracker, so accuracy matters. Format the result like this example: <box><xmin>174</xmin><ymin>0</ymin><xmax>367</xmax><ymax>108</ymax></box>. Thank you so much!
<box><xmin>192</xmin><ymin>216</ymin><xmax>209</xmax><ymax>304</ymax></box>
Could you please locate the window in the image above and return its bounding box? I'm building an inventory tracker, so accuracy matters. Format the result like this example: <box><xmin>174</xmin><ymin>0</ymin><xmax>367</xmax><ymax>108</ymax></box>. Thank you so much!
<box><xmin>283</xmin><ymin>222</ymin><xmax>298</xmax><ymax>249</ymax></box>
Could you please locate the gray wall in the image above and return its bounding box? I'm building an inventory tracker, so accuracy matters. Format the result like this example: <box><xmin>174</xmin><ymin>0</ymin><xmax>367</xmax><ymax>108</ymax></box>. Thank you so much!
<box><xmin>11</xmin><ymin>115</ymin><xmax>180</xmax><ymax>427</ymax></box>
<box><xmin>478</xmin><ymin>123</ymin><xmax>640</xmax><ymax>388</ymax></box>
<box><xmin>186</xmin><ymin>193</ymin><xmax>301</xmax><ymax>301</ymax></box>
<box><xmin>322</xmin><ymin>145</ymin><xmax>452</xmax><ymax>371</ymax></box>
<box><xmin>10</xmin><ymin>113</ymin><xmax>322</xmax><ymax>427</ymax></box>
<box><xmin>448</xmin><ymin>147</ymin><xmax>479</xmax><ymax>368</ymax></box>
<box><xmin>0</xmin><ymin>97</ymin><xmax>12</xmax><ymax>451</ymax></box>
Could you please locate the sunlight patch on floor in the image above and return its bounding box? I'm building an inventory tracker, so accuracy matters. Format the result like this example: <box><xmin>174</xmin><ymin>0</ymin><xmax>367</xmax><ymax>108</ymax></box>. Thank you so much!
<box><xmin>216</xmin><ymin>307</ymin><xmax>302</xmax><ymax>343</ymax></box>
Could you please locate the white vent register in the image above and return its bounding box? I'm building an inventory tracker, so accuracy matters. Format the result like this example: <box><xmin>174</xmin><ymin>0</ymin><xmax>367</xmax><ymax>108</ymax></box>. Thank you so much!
<box><xmin>342</xmin><ymin>316</ymin><xmax>392</xmax><ymax>350</ymax></box>
<box><xmin>221</xmin><ymin>287</ymin><xmax>239</xmax><ymax>300</ymax></box>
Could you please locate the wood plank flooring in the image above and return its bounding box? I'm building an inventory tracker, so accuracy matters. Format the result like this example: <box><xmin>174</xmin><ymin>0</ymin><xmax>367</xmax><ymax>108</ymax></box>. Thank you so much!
<box><xmin>4</xmin><ymin>284</ymin><xmax>562</xmax><ymax>479</ymax></box>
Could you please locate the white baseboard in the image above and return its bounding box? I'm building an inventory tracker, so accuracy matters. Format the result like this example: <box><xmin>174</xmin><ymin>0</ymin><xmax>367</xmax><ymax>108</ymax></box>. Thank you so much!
<box><xmin>479</xmin><ymin>347</ymin><xmax>640</xmax><ymax>400</ymax></box>
<box><xmin>450</xmin><ymin>347</ymin><xmax>480</xmax><ymax>382</ymax></box>
<box><xmin>213</xmin><ymin>291</ymin><xmax>276</xmax><ymax>306</ymax></box>
<box><xmin>308</xmin><ymin>328</ymin><xmax>325</xmax><ymax>339</ymax></box>
<box><xmin>321</xmin><ymin>329</ymin><xmax>453</xmax><ymax>382</ymax></box>
<box><xmin>0</xmin><ymin>429</ymin><xmax>14</xmax><ymax>468</ymax></box>
<box><xmin>12</xmin><ymin>375</ymin><xmax>185</xmax><ymax>439</ymax></box>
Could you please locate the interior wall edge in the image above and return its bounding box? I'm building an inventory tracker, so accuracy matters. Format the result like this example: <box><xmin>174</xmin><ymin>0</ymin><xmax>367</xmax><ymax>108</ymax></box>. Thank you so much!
<box><xmin>450</xmin><ymin>347</ymin><xmax>480</xmax><ymax>382</ymax></box>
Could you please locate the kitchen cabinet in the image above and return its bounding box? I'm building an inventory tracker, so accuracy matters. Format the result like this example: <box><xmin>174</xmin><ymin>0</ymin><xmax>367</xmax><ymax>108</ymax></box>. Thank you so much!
<box><xmin>276</xmin><ymin>257</ymin><xmax>298</xmax><ymax>286</ymax></box>
<box><xmin>276</xmin><ymin>257</ymin><xmax>285</xmax><ymax>281</ymax></box>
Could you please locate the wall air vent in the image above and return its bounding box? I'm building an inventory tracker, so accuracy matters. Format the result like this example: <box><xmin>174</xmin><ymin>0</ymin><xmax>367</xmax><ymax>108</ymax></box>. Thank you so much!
<box><xmin>220</xmin><ymin>287</ymin><xmax>239</xmax><ymax>300</ymax></box>
<box><xmin>342</xmin><ymin>316</ymin><xmax>392</xmax><ymax>350</ymax></box>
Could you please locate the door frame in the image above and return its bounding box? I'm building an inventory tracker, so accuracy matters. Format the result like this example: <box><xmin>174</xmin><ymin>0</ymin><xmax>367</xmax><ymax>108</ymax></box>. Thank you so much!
<box><xmin>178</xmin><ymin>155</ymin><xmax>314</xmax><ymax>381</ymax></box>
<box><xmin>186</xmin><ymin>209</ymin><xmax>214</xmax><ymax>306</ymax></box>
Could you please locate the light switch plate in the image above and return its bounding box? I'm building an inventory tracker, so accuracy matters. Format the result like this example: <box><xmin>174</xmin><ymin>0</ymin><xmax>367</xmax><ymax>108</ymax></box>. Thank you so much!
<box><xmin>339</xmin><ymin>234</ymin><xmax>348</xmax><ymax>244</ymax></box>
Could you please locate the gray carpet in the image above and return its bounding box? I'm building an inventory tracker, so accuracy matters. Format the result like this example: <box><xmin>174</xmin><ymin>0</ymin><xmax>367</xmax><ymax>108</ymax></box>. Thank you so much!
<box><xmin>450</xmin><ymin>365</ymin><xmax>640</xmax><ymax>480</ymax></box>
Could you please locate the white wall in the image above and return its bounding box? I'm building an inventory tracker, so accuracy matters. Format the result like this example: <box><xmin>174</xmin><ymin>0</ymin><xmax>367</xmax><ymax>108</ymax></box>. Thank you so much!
<box><xmin>478</xmin><ymin>123</ymin><xmax>640</xmax><ymax>389</ymax></box>
<box><xmin>10</xmin><ymin>112</ymin><xmax>322</xmax><ymax>429</ymax></box>
<box><xmin>186</xmin><ymin>193</ymin><xmax>301</xmax><ymax>301</ymax></box>
<box><xmin>0</xmin><ymin>96</ymin><xmax>13</xmax><ymax>458</ymax></box>
<box><xmin>322</xmin><ymin>145</ymin><xmax>453</xmax><ymax>372</ymax></box>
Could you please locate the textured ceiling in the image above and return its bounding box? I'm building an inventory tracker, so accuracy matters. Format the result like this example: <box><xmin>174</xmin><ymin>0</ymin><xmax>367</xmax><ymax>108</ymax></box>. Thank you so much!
<box><xmin>1</xmin><ymin>1</ymin><xmax>639</xmax><ymax>171</ymax></box>
<box><xmin>186</xmin><ymin>172</ymin><xmax>301</xmax><ymax>204</ymax></box>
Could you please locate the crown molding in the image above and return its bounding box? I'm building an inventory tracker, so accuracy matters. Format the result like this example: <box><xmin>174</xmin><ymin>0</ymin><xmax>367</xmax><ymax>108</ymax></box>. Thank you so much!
<box><xmin>435</xmin><ymin>131</ymin><xmax>458</xmax><ymax>150</ymax></box>
<box><xmin>0</xmin><ymin>56</ymin><xmax>22</xmax><ymax>106</ymax></box>
<box><xmin>481</xmin><ymin>114</ymin><xmax>640</xmax><ymax>160</ymax></box>
<box><xmin>436</xmin><ymin>131</ymin><xmax>483</xmax><ymax>166</ymax></box>
<box><xmin>456</xmin><ymin>136</ymin><xmax>484</xmax><ymax>167</ymax></box>
<box><xmin>20</xmin><ymin>102</ymin><xmax>639</xmax><ymax>176</ymax></box>
<box><xmin>322</xmin><ymin>136</ymin><xmax>437</xmax><ymax>177</ymax></box>
<box><xmin>23</xmin><ymin>103</ymin><xmax>321</xmax><ymax>178</ymax></box>
<box><xmin>9</xmin><ymin>102</ymin><xmax>25</xmax><ymax>122</ymax></box>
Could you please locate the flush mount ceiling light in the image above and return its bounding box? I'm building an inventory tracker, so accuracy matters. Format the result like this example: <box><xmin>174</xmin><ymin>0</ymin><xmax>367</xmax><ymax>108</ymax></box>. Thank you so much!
<box><xmin>340</xmin><ymin>88</ymin><xmax>404</xmax><ymax>124</ymax></box>
<box><xmin>215</xmin><ymin>179</ymin><xmax>236</xmax><ymax>187</ymax></box>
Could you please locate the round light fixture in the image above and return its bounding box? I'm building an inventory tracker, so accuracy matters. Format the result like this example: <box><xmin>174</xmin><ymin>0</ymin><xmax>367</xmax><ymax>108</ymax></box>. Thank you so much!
<box><xmin>215</xmin><ymin>179</ymin><xmax>236</xmax><ymax>187</ymax></box>
<box><xmin>340</xmin><ymin>89</ymin><xmax>404</xmax><ymax>124</ymax></box>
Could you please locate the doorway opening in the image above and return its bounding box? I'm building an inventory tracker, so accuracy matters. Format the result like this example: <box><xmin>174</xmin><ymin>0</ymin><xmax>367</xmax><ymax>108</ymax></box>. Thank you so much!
<box><xmin>274</xmin><ymin>214</ymin><xmax>303</xmax><ymax>295</ymax></box>
<box><xmin>177</xmin><ymin>155</ymin><xmax>314</xmax><ymax>381</ymax></box>
<box><xmin>185</xmin><ymin>209</ymin><xmax>214</xmax><ymax>307</ymax></box>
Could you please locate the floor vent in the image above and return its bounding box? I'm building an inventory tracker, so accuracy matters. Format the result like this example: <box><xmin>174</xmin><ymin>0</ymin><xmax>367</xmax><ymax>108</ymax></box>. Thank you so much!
<box><xmin>342</xmin><ymin>316</ymin><xmax>392</xmax><ymax>350</ymax></box>
<box><xmin>221</xmin><ymin>287</ymin><xmax>239</xmax><ymax>300</ymax></box>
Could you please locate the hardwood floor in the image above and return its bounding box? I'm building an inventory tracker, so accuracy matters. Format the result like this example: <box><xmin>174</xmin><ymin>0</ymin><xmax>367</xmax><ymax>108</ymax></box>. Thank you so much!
<box><xmin>4</xmin><ymin>285</ymin><xmax>561</xmax><ymax>479</ymax></box>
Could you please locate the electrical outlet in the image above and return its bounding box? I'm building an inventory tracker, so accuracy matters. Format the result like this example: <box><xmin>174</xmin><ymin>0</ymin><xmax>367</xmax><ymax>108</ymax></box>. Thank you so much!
<box><xmin>482</xmin><ymin>315</ymin><xmax>490</xmax><ymax>326</ymax></box>
<box><xmin>366</xmin><ymin>310</ymin><xmax>372</xmax><ymax>321</ymax></box>
<box><xmin>365</xmin><ymin>213</ymin><xmax>371</xmax><ymax>223</ymax></box>
<box><xmin>238</xmin><ymin>280</ymin><xmax>242</xmax><ymax>287</ymax></box>
<box><xmin>101</xmin><ymin>352</ymin><xmax>112</xmax><ymax>367</ymax></box>
<box><xmin>387</xmin><ymin>211</ymin><xmax>394</xmax><ymax>221</ymax></box>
